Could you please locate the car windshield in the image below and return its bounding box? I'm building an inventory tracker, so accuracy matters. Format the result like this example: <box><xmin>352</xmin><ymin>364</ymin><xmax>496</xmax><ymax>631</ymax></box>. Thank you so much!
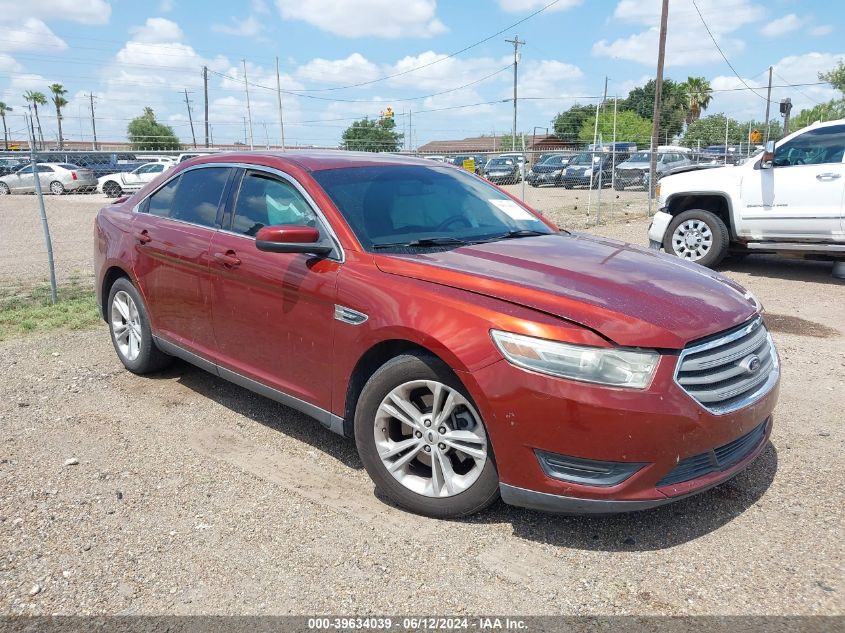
<box><xmin>487</xmin><ymin>158</ymin><xmax>514</xmax><ymax>167</ymax></box>
<box><xmin>569</xmin><ymin>152</ymin><xmax>599</xmax><ymax>166</ymax></box>
<box><xmin>58</xmin><ymin>164</ymin><xmax>79</xmax><ymax>170</ymax></box>
<box><xmin>312</xmin><ymin>164</ymin><xmax>553</xmax><ymax>251</ymax></box>
<box><xmin>541</xmin><ymin>156</ymin><xmax>566</xmax><ymax>165</ymax></box>
<box><xmin>628</xmin><ymin>153</ymin><xmax>650</xmax><ymax>163</ymax></box>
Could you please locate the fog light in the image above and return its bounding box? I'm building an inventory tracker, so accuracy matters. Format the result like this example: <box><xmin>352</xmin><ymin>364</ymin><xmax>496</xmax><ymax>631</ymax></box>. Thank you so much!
<box><xmin>535</xmin><ymin>450</ymin><xmax>646</xmax><ymax>487</ymax></box>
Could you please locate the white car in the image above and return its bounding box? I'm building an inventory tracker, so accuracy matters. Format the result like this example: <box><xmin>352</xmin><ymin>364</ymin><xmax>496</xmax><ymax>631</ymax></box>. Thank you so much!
<box><xmin>98</xmin><ymin>162</ymin><xmax>172</xmax><ymax>198</ymax></box>
<box><xmin>648</xmin><ymin>118</ymin><xmax>845</xmax><ymax>268</ymax></box>
<box><xmin>0</xmin><ymin>162</ymin><xmax>96</xmax><ymax>195</ymax></box>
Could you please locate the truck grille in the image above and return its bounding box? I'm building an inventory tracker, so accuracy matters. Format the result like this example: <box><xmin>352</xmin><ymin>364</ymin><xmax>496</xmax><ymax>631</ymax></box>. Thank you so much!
<box><xmin>675</xmin><ymin>317</ymin><xmax>778</xmax><ymax>414</ymax></box>
<box><xmin>657</xmin><ymin>418</ymin><xmax>769</xmax><ymax>487</ymax></box>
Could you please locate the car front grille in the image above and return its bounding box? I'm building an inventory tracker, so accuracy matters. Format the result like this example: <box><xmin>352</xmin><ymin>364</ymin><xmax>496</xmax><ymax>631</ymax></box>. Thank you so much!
<box><xmin>675</xmin><ymin>317</ymin><xmax>778</xmax><ymax>415</ymax></box>
<box><xmin>657</xmin><ymin>418</ymin><xmax>769</xmax><ymax>487</ymax></box>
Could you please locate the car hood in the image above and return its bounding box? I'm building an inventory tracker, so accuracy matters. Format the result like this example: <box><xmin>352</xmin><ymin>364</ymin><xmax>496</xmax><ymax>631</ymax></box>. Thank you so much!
<box><xmin>374</xmin><ymin>234</ymin><xmax>757</xmax><ymax>349</ymax></box>
<box><xmin>617</xmin><ymin>161</ymin><xmax>649</xmax><ymax>171</ymax></box>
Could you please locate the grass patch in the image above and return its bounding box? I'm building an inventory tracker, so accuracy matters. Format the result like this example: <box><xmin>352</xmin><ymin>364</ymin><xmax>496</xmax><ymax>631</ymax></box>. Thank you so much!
<box><xmin>0</xmin><ymin>281</ymin><xmax>101</xmax><ymax>341</ymax></box>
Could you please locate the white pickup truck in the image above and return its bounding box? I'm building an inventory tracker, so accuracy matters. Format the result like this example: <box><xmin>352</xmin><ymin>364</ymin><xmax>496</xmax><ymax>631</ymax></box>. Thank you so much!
<box><xmin>648</xmin><ymin>118</ymin><xmax>845</xmax><ymax>269</ymax></box>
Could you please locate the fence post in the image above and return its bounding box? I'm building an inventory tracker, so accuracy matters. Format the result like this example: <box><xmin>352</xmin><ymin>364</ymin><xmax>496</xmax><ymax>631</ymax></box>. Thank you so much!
<box><xmin>26</xmin><ymin>113</ymin><xmax>57</xmax><ymax>304</ymax></box>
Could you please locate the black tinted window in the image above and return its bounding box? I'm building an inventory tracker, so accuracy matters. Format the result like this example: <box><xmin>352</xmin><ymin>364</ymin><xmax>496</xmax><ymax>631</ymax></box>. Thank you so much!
<box><xmin>147</xmin><ymin>167</ymin><xmax>231</xmax><ymax>226</ymax></box>
<box><xmin>231</xmin><ymin>172</ymin><xmax>317</xmax><ymax>236</ymax></box>
<box><xmin>774</xmin><ymin>125</ymin><xmax>845</xmax><ymax>166</ymax></box>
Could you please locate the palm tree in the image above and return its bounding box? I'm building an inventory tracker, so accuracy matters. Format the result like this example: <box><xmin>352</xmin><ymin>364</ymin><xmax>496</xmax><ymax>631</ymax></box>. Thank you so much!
<box><xmin>682</xmin><ymin>76</ymin><xmax>713</xmax><ymax>126</ymax></box>
<box><xmin>48</xmin><ymin>83</ymin><xmax>68</xmax><ymax>149</ymax></box>
<box><xmin>0</xmin><ymin>103</ymin><xmax>11</xmax><ymax>151</ymax></box>
<box><xmin>23</xmin><ymin>90</ymin><xmax>47</xmax><ymax>149</ymax></box>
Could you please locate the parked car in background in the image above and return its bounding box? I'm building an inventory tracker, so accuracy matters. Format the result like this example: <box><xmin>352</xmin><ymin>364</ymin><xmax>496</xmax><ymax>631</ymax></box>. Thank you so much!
<box><xmin>95</xmin><ymin>151</ymin><xmax>779</xmax><ymax>518</ymax></box>
<box><xmin>534</xmin><ymin>152</ymin><xmax>566</xmax><ymax>165</ymax></box>
<box><xmin>483</xmin><ymin>155</ymin><xmax>522</xmax><ymax>184</ymax></box>
<box><xmin>649</xmin><ymin>119</ymin><xmax>845</xmax><ymax>268</ymax></box>
<box><xmin>562</xmin><ymin>151</ymin><xmax>625</xmax><ymax>189</ymax></box>
<box><xmin>0</xmin><ymin>162</ymin><xmax>96</xmax><ymax>195</ymax></box>
<box><xmin>0</xmin><ymin>157</ymin><xmax>28</xmax><ymax>176</ymax></box>
<box><xmin>451</xmin><ymin>154</ymin><xmax>487</xmax><ymax>175</ymax></box>
<box><xmin>135</xmin><ymin>156</ymin><xmax>176</xmax><ymax>165</ymax></box>
<box><xmin>36</xmin><ymin>152</ymin><xmax>142</xmax><ymax>178</ymax></box>
<box><xmin>614</xmin><ymin>150</ymin><xmax>692</xmax><ymax>190</ymax></box>
<box><xmin>98</xmin><ymin>162</ymin><xmax>172</xmax><ymax>198</ymax></box>
<box><xmin>527</xmin><ymin>154</ymin><xmax>572</xmax><ymax>187</ymax></box>
<box><xmin>424</xmin><ymin>155</ymin><xmax>448</xmax><ymax>163</ymax></box>
<box><xmin>176</xmin><ymin>151</ymin><xmax>220</xmax><ymax>164</ymax></box>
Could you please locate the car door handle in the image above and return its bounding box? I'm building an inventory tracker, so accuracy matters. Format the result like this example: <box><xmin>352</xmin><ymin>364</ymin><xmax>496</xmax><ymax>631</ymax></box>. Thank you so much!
<box><xmin>816</xmin><ymin>172</ymin><xmax>842</xmax><ymax>180</ymax></box>
<box><xmin>136</xmin><ymin>230</ymin><xmax>152</xmax><ymax>244</ymax></box>
<box><xmin>213</xmin><ymin>251</ymin><xmax>241</xmax><ymax>268</ymax></box>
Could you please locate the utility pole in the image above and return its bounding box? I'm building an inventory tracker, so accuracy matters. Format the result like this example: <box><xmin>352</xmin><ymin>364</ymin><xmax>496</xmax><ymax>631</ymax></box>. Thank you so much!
<box><xmin>183</xmin><ymin>89</ymin><xmax>197</xmax><ymax>149</ymax></box>
<box><xmin>263</xmin><ymin>122</ymin><xmax>270</xmax><ymax>149</ymax></box>
<box><xmin>764</xmin><ymin>66</ymin><xmax>773</xmax><ymax>143</ymax></box>
<box><xmin>203</xmin><ymin>66</ymin><xmax>209</xmax><ymax>148</ymax></box>
<box><xmin>243</xmin><ymin>59</ymin><xmax>254</xmax><ymax>150</ymax></box>
<box><xmin>505</xmin><ymin>34</ymin><xmax>525</xmax><ymax>151</ymax></box>
<box><xmin>88</xmin><ymin>93</ymin><xmax>98</xmax><ymax>150</ymax></box>
<box><xmin>275</xmin><ymin>56</ymin><xmax>286</xmax><ymax>151</ymax></box>
<box><xmin>409</xmin><ymin>109</ymin><xmax>413</xmax><ymax>152</ymax></box>
<box><xmin>648</xmin><ymin>0</ymin><xmax>669</xmax><ymax>208</ymax></box>
<box><xmin>781</xmin><ymin>98</ymin><xmax>793</xmax><ymax>136</ymax></box>
<box><xmin>25</xmin><ymin>112</ymin><xmax>57</xmax><ymax>305</ymax></box>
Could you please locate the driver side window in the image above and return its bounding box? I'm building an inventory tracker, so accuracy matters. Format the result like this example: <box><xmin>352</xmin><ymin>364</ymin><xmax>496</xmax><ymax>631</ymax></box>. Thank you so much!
<box><xmin>774</xmin><ymin>125</ymin><xmax>845</xmax><ymax>167</ymax></box>
<box><xmin>231</xmin><ymin>171</ymin><xmax>318</xmax><ymax>237</ymax></box>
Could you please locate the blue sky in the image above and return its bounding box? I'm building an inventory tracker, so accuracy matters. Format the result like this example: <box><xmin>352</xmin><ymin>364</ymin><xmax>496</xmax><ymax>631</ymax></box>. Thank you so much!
<box><xmin>0</xmin><ymin>0</ymin><xmax>842</xmax><ymax>148</ymax></box>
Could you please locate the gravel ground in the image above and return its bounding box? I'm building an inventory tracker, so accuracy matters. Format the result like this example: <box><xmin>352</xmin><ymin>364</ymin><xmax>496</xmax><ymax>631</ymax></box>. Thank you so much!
<box><xmin>0</xmin><ymin>192</ymin><xmax>843</xmax><ymax>616</ymax></box>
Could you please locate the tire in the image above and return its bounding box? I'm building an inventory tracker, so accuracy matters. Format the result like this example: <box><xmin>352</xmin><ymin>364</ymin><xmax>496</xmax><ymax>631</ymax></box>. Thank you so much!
<box><xmin>663</xmin><ymin>209</ymin><xmax>730</xmax><ymax>268</ymax></box>
<box><xmin>107</xmin><ymin>277</ymin><xmax>173</xmax><ymax>374</ymax></box>
<box><xmin>103</xmin><ymin>181</ymin><xmax>122</xmax><ymax>198</ymax></box>
<box><xmin>354</xmin><ymin>353</ymin><xmax>500</xmax><ymax>519</ymax></box>
<box><xmin>0</xmin><ymin>183</ymin><xmax>9</xmax><ymax>195</ymax></box>
<box><xmin>613</xmin><ymin>180</ymin><xmax>624</xmax><ymax>191</ymax></box>
<box><xmin>49</xmin><ymin>181</ymin><xmax>64</xmax><ymax>195</ymax></box>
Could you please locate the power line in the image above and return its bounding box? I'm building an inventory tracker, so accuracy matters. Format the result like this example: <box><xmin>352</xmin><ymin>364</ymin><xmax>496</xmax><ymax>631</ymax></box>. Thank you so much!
<box><xmin>691</xmin><ymin>0</ymin><xmax>769</xmax><ymax>102</ymax></box>
<box><xmin>773</xmin><ymin>69</ymin><xmax>823</xmax><ymax>105</ymax></box>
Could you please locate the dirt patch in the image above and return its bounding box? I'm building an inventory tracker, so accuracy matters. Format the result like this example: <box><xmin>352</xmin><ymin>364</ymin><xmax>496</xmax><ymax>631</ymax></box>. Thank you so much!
<box><xmin>764</xmin><ymin>313</ymin><xmax>840</xmax><ymax>338</ymax></box>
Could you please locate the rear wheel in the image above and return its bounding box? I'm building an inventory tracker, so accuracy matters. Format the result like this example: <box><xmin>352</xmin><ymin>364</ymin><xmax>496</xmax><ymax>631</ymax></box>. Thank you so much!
<box><xmin>0</xmin><ymin>183</ymin><xmax>9</xmax><ymax>195</ymax></box>
<box><xmin>664</xmin><ymin>209</ymin><xmax>729</xmax><ymax>268</ymax></box>
<box><xmin>49</xmin><ymin>181</ymin><xmax>65</xmax><ymax>195</ymax></box>
<box><xmin>107</xmin><ymin>278</ymin><xmax>173</xmax><ymax>374</ymax></box>
<box><xmin>355</xmin><ymin>353</ymin><xmax>499</xmax><ymax>518</ymax></box>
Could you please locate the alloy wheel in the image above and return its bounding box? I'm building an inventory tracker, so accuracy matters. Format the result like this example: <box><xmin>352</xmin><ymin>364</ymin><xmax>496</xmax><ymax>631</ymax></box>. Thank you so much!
<box><xmin>671</xmin><ymin>219</ymin><xmax>713</xmax><ymax>261</ymax></box>
<box><xmin>374</xmin><ymin>380</ymin><xmax>488</xmax><ymax>498</ymax></box>
<box><xmin>50</xmin><ymin>181</ymin><xmax>64</xmax><ymax>195</ymax></box>
<box><xmin>110</xmin><ymin>290</ymin><xmax>142</xmax><ymax>361</ymax></box>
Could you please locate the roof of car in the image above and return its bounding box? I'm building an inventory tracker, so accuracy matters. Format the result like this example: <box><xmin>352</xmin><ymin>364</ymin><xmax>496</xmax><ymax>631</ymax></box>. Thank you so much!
<box><xmin>185</xmin><ymin>150</ymin><xmax>444</xmax><ymax>172</ymax></box>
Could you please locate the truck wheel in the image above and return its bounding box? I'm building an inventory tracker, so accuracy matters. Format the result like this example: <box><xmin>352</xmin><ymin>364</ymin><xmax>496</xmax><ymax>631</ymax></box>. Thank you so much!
<box><xmin>664</xmin><ymin>209</ymin><xmax>729</xmax><ymax>268</ymax></box>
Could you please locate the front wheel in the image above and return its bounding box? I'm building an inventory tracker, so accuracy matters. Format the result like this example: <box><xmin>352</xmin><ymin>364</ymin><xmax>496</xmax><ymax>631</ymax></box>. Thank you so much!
<box><xmin>103</xmin><ymin>181</ymin><xmax>122</xmax><ymax>198</ymax></box>
<box><xmin>49</xmin><ymin>181</ymin><xmax>65</xmax><ymax>195</ymax></box>
<box><xmin>0</xmin><ymin>183</ymin><xmax>9</xmax><ymax>195</ymax></box>
<box><xmin>663</xmin><ymin>209</ymin><xmax>729</xmax><ymax>268</ymax></box>
<box><xmin>355</xmin><ymin>354</ymin><xmax>500</xmax><ymax>518</ymax></box>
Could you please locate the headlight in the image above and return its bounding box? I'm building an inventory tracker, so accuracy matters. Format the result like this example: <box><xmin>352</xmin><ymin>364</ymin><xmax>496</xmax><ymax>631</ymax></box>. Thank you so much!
<box><xmin>552</xmin><ymin>169</ymin><xmax>562</xmax><ymax>176</ymax></box>
<box><xmin>491</xmin><ymin>330</ymin><xmax>659</xmax><ymax>389</ymax></box>
<box><xmin>584</xmin><ymin>168</ymin><xmax>594</xmax><ymax>176</ymax></box>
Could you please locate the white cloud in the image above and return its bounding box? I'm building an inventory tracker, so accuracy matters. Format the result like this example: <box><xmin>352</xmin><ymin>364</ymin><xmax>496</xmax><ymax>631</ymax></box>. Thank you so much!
<box><xmin>212</xmin><ymin>15</ymin><xmax>265</xmax><ymax>38</ymax></box>
<box><xmin>274</xmin><ymin>0</ymin><xmax>447</xmax><ymax>38</ymax></box>
<box><xmin>385</xmin><ymin>51</ymin><xmax>508</xmax><ymax>91</ymax></box>
<box><xmin>760</xmin><ymin>14</ymin><xmax>803</xmax><ymax>38</ymax></box>
<box><xmin>497</xmin><ymin>0</ymin><xmax>582</xmax><ymax>12</ymax></box>
<box><xmin>0</xmin><ymin>54</ymin><xmax>22</xmax><ymax>74</ymax></box>
<box><xmin>0</xmin><ymin>0</ymin><xmax>110</xmax><ymax>25</ymax></box>
<box><xmin>519</xmin><ymin>60</ymin><xmax>584</xmax><ymax>98</ymax></box>
<box><xmin>252</xmin><ymin>0</ymin><xmax>271</xmax><ymax>14</ymax></box>
<box><xmin>129</xmin><ymin>17</ymin><xmax>185</xmax><ymax>44</ymax></box>
<box><xmin>809</xmin><ymin>25</ymin><xmax>833</xmax><ymax>37</ymax></box>
<box><xmin>594</xmin><ymin>0</ymin><xmax>765</xmax><ymax>66</ymax></box>
<box><xmin>295</xmin><ymin>54</ymin><xmax>380</xmax><ymax>85</ymax></box>
<box><xmin>159</xmin><ymin>0</ymin><xmax>175</xmax><ymax>12</ymax></box>
<box><xmin>0</xmin><ymin>18</ymin><xmax>66</xmax><ymax>53</ymax></box>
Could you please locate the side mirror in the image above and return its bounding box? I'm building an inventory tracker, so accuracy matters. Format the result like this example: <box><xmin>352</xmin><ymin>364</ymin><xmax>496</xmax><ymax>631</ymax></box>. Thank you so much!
<box><xmin>761</xmin><ymin>140</ymin><xmax>775</xmax><ymax>169</ymax></box>
<box><xmin>255</xmin><ymin>225</ymin><xmax>333</xmax><ymax>256</ymax></box>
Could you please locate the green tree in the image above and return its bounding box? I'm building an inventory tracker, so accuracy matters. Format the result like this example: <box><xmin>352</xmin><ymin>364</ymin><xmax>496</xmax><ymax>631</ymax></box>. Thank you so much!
<box><xmin>127</xmin><ymin>107</ymin><xmax>181</xmax><ymax>150</ymax></box>
<box><xmin>552</xmin><ymin>104</ymin><xmax>596</xmax><ymax>143</ymax></box>
<box><xmin>23</xmin><ymin>90</ymin><xmax>47</xmax><ymax>148</ymax></box>
<box><xmin>680</xmin><ymin>76</ymin><xmax>713</xmax><ymax>125</ymax></box>
<box><xmin>790</xmin><ymin>99</ymin><xmax>845</xmax><ymax>130</ymax></box>
<box><xmin>819</xmin><ymin>61</ymin><xmax>845</xmax><ymax>95</ymax></box>
<box><xmin>578</xmin><ymin>109</ymin><xmax>652</xmax><ymax>145</ymax></box>
<box><xmin>0</xmin><ymin>102</ymin><xmax>11</xmax><ymax>150</ymax></box>
<box><xmin>622</xmin><ymin>78</ymin><xmax>686</xmax><ymax>141</ymax></box>
<box><xmin>341</xmin><ymin>116</ymin><xmax>403</xmax><ymax>152</ymax></box>
<box><xmin>680</xmin><ymin>114</ymin><xmax>781</xmax><ymax>148</ymax></box>
<box><xmin>48</xmin><ymin>83</ymin><xmax>68</xmax><ymax>149</ymax></box>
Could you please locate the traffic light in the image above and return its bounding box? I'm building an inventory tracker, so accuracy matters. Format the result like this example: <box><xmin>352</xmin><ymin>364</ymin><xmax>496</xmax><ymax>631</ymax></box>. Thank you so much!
<box><xmin>383</xmin><ymin>106</ymin><xmax>394</xmax><ymax>120</ymax></box>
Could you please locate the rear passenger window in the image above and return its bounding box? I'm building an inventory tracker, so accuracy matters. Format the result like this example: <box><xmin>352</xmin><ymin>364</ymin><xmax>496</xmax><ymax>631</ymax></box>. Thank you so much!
<box><xmin>231</xmin><ymin>172</ymin><xmax>317</xmax><ymax>237</ymax></box>
<box><xmin>146</xmin><ymin>167</ymin><xmax>231</xmax><ymax>227</ymax></box>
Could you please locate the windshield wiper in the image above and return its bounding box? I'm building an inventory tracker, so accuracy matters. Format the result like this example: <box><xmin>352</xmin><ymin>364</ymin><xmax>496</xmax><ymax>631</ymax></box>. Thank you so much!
<box><xmin>476</xmin><ymin>229</ymin><xmax>552</xmax><ymax>243</ymax></box>
<box><xmin>372</xmin><ymin>236</ymin><xmax>470</xmax><ymax>249</ymax></box>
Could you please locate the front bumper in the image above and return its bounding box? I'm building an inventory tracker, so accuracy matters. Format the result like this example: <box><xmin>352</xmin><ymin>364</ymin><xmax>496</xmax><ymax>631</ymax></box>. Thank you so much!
<box><xmin>463</xmin><ymin>351</ymin><xmax>779</xmax><ymax>513</ymax></box>
<box><xmin>647</xmin><ymin>209</ymin><xmax>673</xmax><ymax>246</ymax></box>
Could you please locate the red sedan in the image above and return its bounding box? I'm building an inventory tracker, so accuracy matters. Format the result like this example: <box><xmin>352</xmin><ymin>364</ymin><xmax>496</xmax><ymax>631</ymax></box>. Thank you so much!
<box><xmin>94</xmin><ymin>151</ymin><xmax>779</xmax><ymax>518</ymax></box>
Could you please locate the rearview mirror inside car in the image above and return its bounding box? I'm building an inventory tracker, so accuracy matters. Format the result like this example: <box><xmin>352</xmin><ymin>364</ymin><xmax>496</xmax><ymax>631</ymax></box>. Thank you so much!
<box><xmin>255</xmin><ymin>225</ymin><xmax>333</xmax><ymax>256</ymax></box>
